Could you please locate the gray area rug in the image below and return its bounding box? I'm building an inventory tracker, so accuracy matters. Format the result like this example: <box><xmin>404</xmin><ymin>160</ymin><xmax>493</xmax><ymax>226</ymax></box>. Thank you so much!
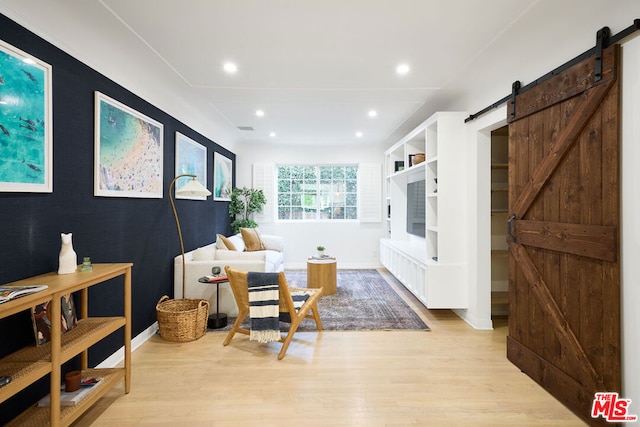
<box><xmin>221</xmin><ymin>269</ymin><xmax>429</xmax><ymax>331</ymax></box>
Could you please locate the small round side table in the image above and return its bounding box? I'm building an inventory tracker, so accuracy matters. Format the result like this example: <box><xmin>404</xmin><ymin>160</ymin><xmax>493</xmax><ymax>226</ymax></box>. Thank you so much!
<box><xmin>198</xmin><ymin>276</ymin><xmax>228</xmax><ymax>329</ymax></box>
<box><xmin>307</xmin><ymin>258</ymin><xmax>337</xmax><ymax>295</ymax></box>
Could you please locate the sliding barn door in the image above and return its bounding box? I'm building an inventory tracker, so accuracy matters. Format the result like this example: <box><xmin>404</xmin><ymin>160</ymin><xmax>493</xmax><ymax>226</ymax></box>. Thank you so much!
<box><xmin>507</xmin><ymin>44</ymin><xmax>620</xmax><ymax>425</ymax></box>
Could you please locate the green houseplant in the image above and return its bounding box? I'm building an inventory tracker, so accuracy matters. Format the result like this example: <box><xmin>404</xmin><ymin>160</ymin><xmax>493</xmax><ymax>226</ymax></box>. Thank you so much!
<box><xmin>229</xmin><ymin>187</ymin><xmax>267</xmax><ymax>234</ymax></box>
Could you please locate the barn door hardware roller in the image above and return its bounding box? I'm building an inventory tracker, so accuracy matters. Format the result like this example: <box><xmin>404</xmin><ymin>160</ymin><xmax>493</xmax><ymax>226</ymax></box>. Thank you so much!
<box><xmin>594</xmin><ymin>27</ymin><xmax>611</xmax><ymax>81</ymax></box>
<box><xmin>509</xmin><ymin>81</ymin><xmax>521</xmax><ymax>120</ymax></box>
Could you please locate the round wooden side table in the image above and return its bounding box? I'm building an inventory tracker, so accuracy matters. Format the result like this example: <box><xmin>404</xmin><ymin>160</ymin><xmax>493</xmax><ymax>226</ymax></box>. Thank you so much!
<box><xmin>307</xmin><ymin>258</ymin><xmax>337</xmax><ymax>295</ymax></box>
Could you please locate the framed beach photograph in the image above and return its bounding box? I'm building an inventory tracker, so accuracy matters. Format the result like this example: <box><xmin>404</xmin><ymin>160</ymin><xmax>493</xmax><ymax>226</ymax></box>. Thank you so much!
<box><xmin>175</xmin><ymin>132</ymin><xmax>207</xmax><ymax>200</ymax></box>
<box><xmin>0</xmin><ymin>38</ymin><xmax>53</xmax><ymax>193</ymax></box>
<box><xmin>94</xmin><ymin>91</ymin><xmax>164</xmax><ymax>198</ymax></box>
<box><xmin>213</xmin><ymin>152</ymin><xmax>232</xmax><ymax>201</ymax></box>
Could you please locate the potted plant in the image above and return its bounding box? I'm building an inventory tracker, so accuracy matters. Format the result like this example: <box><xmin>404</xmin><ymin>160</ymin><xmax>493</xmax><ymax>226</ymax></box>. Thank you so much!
<box><xmin>316</xmin><ymin>245</ymin><xmax>325</xmax><ymax>257</ymax></box>
<box><xmin>228</xmin><ymin>187</ymin><xmax>267</xmax><ymax>234</ymax></box>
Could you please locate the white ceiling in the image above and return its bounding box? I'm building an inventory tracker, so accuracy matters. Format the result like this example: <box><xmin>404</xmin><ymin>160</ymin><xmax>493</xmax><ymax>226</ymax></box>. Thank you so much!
<box><xmin>98</xmin><ymin>0</ymin><xmax>531</xmax><ymax>146</ymax></box>
<box><xmin>1</xmin><ymin>1</ymin><xmax>638</xmax><ymax>148</ymax></box>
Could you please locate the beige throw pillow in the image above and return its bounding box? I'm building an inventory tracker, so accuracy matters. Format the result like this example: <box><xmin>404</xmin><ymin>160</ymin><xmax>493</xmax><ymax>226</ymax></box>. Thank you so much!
<box><xmin>240</xmin><ymin>227</ymin><xmax>266</xmax><ymax>252</ymax></box>
<box><xmin>216</xmin><ymin>234</ymin><xmax>237</xmax><ymax>251</ymax></box>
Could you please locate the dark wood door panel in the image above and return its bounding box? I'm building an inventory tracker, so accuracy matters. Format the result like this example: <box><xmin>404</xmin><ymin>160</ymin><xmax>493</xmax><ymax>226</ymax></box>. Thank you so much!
<box><xmin>508</xmin><ymin>44</ymin><xmax>620</xmax><ymax>426</ymax></box>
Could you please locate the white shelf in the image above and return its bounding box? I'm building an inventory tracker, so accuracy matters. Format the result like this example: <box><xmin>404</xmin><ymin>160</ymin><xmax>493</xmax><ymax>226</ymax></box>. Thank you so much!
<box><xmin>382</xmin><ymin>111</ymin><xmax>468</xmax><ymax>309</ymax></box>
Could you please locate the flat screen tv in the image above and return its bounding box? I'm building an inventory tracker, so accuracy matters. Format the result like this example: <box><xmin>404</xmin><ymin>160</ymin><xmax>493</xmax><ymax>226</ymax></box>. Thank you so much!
<box><xmin>406</xmin><ymin>179</ymin><xmax>426</xmax><ymax>237</ymax></box>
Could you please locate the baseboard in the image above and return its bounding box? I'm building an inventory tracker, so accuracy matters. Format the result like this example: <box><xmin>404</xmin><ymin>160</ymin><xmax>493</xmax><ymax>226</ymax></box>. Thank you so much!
<box><xmin>452</xmin><ymin>308</ymin><xmax>494</xmax><ymax>330</ymax></box>
<box><xmin>96</xmin><ymin>322</ymin><xmax>159</xmax><ymax>368</ymax></box>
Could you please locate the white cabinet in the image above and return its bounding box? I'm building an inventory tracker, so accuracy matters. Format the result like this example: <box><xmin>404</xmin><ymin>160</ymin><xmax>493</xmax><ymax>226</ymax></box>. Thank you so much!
<box><xmin>381</xmin><ymin>112</ymin><xmax>467</xmax><ymax>309</ymax></box>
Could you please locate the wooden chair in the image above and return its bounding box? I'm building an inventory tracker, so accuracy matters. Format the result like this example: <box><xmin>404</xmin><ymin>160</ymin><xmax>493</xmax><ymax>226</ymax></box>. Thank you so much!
<box><xmin>223</xmin><ymin>266</ymin><xmax>324</xmax><ymax>359</ymax></box>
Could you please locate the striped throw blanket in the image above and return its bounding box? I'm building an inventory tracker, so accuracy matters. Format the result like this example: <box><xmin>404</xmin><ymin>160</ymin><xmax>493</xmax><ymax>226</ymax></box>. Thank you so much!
<box><xmin>247</xmin><ymin>272</ymin><xmax>281</xmax><ymax>343</ymax></box>
<box><xmin>279</xmin><ymin>291</ymin><xmax>310</xmax><ymax>323</ymax></box>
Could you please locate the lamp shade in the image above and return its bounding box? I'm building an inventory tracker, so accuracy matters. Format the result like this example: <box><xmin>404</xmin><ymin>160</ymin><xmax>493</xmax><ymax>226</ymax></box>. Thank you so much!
<box><xmin>176</xmin><ymin>178</ymin><xmax>211</xmax><ymax>197</ymax></box>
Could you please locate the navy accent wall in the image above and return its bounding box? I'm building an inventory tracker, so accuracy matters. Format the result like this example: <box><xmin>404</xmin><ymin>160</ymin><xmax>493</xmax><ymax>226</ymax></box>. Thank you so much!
<box><xmin>0</xmin><ymin>14</ymin><xmax>233</xmax><ymax>422</ymax></box>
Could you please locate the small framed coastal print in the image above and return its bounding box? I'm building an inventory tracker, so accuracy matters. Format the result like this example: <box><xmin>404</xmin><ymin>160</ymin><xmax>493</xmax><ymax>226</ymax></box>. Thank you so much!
<box><xmin>0</xmin><ymin>38</ymin><xmax>53</xmax><ymax>193</ymax></box>
<box><xmin>94</xmin><ymin>92</ymin><xmax>164</xmax><ymax>198</ymax></box>
<box><xmin>175</xmin><ymin>132</ymin><xmax>207</xmax><ymax>200</ymax></box>
<box><xmin>213</xmin><ymin>152</ymin><xmax>232</xmax><ymax>201</ymax></box>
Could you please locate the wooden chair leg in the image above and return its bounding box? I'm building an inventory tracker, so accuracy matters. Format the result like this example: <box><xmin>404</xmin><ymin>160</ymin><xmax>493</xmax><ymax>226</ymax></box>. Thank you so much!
<box><xmin>310</xmin><ymin>303</ymin><xmax>323</xmax><ymax>330</ymax></box>
<box><xmin>223</xmin><ymin>309</ymin><xmax>248</xmax><ymax>346</ymax></box>
<box><xmin>278</xmin><ymin>324</ymin><xmax>299</xmax><ymax>360</ymax></box>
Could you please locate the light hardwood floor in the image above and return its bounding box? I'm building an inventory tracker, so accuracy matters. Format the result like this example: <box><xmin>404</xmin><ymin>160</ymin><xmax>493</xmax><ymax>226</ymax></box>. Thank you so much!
<box><xmin>73</xmin><ymin>270</ymin><xmax>585</xmax><ymax>426</ymax></box>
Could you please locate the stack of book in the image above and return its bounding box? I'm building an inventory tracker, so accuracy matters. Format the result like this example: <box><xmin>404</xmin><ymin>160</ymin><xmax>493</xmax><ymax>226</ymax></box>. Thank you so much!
<box><xmin>199</xmin><ymin>275</ymin><xmax>228</xmax><ymax>283</ymax></box>
<box><xmin>37</xmin><ymin>377</ymin><xmax>102</xmax><ymax>407</ymax></box>
<box><xmin>0</xmin><ymin>285</ymin><xmax>47</xmax><ymax>304</ymax></box>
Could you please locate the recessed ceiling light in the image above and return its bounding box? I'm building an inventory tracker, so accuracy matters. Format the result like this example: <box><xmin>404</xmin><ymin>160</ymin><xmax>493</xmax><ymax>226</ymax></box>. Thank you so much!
<box><xmin>396</xmin><ymin>63</ymin><xmax>410</xmax><ymax>75</ymax></box>
<box><xmin>368</xmin><ymin>110</ymin><xmax>377</xmax><ymax>118</ymax></box>
<box><xmin>223</xmin><ymin>62</ymin><xmax>237</xmax><ymax>73</ymax></box>
<box><xmin>256</xmin><ymin>110</ymin><xmax>265</xmax><ymax>117</ymax></box>
<box><xmin>356</xmin><ymin>132</ymin><xmax>363</xmax><ymax>138</ymax></box>
<box><xmin>269</xmin><ymin>132</ymin><xmax>276</xmax><ymax>137</ymax></box>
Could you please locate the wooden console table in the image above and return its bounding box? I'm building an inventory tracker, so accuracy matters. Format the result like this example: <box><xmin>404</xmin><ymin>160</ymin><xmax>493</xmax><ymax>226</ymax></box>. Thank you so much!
<box><xmin>0</xmin><ymin>263</ymin><xmax>132</xmax><ymax>427</ymax></box>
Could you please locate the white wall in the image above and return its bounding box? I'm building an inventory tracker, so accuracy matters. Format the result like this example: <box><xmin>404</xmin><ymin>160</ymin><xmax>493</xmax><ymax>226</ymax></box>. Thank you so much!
<box><xmin>235</xmin><ymin>143</ymin><xmax>386</xmax><ymax>269</ymax></box>
<box><xmin>0</xmin><ymin>1</ymin><xmax>240</xmax><ymax>152</ymax></box>
<box><xmin>455</xmin><ymin>107</ymin><xmax>508</xmax><ymax>331</ymax></box>
<box><xmin>620</xmin><ymin>34</ymin><xmax>640</xmax><ymax>412</ymax></box>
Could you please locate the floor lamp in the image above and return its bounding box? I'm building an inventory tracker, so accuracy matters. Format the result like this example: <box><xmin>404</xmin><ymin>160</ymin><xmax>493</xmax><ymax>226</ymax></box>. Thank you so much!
<box><xmin>169</xmin><ymin>174</ymin><xmax>212</xmax><ymax>298</ymax></box>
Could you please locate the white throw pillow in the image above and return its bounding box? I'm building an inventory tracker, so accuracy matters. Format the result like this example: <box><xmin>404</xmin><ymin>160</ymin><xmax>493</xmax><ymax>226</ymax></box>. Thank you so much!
<box><xmin>227</xmin><ymin>234</ymin><xmax>245</xmax><ymax>252</ymax></box>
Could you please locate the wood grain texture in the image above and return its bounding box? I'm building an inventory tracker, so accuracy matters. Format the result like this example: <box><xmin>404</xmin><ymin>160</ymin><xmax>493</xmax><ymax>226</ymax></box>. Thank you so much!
<box><xmin>71</xmin><ymin>270</ymin><xmax>583</xmax><ymax>427</ymax></box>
<box><xmin>307</xmin><ymin>259</ymin><xmax>337</xmax><ymax>295</ymax></box>
<box><xmin>508</xmin><ymin>44</ymin><xmax>620</xmax><ymax>426</ymax></box>
<box><xmin>514</xmin><ymin>220</ymin><xmax>616</xmax><ymax>261</ymax></box>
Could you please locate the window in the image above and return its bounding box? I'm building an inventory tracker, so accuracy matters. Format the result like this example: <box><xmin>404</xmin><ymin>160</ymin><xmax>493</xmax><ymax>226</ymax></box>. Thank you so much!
<box><xmin>277</xmin><ymin>165</ymin><xmax>358</xmax><ymax>220</ymax></box>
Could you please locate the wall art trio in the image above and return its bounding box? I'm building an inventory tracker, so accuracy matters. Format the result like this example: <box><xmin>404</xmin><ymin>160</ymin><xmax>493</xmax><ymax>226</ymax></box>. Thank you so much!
<box><xmin>0</xmin><ymin>37</ymin><xmax>232</xmax><ymax>200</ymax></box>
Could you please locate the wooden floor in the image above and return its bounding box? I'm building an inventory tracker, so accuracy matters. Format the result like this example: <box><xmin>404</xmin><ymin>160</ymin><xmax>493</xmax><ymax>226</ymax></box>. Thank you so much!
<box><xmin>73</xmin><ymin>270</ymin><xmax>585</xmax><ymax>426</ymax></box>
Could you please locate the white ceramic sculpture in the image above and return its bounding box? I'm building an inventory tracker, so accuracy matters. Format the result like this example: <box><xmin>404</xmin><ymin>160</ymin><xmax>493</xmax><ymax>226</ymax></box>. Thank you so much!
<box><xmin>58</xmin><ymin>233</ymin><xmax>77</xmax><ymax>275</ymax></box>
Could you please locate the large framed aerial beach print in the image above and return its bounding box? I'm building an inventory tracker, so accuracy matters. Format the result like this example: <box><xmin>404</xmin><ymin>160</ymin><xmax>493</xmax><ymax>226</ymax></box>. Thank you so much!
<box><xmin>175</xmin><ymin>132</ymin><xmax>207</xmax><ymax>200</ymax></box>
<box><xmin>213</xmin><ymin>152</ymin><xmax>232</xmax><ymax>201</ymax></box>
<box><xmin>0</xmin><ymin>38</ymin><xmax>53</xmax><ymax>193</ymax></box>
<box><xmin>94</xmin><ymin>92</ymin><xmax>163</xmax><ymax>198</ymax></box>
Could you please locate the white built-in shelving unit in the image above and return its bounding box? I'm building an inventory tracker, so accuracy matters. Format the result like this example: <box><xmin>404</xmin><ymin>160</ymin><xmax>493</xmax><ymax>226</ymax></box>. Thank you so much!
<box><xmin>380</xmin><ymin>112</ymin><xmax>467</xmax><ymax>309</ymax></box>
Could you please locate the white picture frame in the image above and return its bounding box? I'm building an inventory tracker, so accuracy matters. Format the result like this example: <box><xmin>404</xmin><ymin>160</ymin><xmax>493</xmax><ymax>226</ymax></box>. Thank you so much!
<box><xmin>94</xmin><ymin>91</ymin><xmax>164</xmax><ymax>198</ymax></box>
<box><xmin>175</xmin><ymin>132</ymin><xmax>207</xmax><ymax>200</ymax></box>
<box><xmin>213</xmin><ymin>152</ymin><xmax>232</xmax><ymax>201</ymax></box>
<box><xmin>0</xmin><ymin>39</ymin><xmax>53</xmax><ymax>193</ymax></box>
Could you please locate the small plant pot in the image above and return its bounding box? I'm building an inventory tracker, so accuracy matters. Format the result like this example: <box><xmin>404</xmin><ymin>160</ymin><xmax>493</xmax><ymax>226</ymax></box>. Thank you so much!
<box><xmin>65</xmin><ymin>370</ymin><xmax>81</xmax><ymax>392</ymax></box>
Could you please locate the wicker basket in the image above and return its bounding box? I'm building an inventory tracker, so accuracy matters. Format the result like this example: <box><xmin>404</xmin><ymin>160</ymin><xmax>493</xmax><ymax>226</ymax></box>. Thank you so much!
<box><xmin>412</xmin><ymin>153</ymin><xmax>426</xmax><ymax>165</ymax></box>
<box><xmin>156</xmin><ymin>295</ymin><xmax>209</xmax><ymax>342</ymax></box>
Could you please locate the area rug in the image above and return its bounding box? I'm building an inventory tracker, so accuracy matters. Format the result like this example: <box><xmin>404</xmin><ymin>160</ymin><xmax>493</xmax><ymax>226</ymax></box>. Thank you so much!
<box><xmin>221</xmin><ymin>269</ymin><xmax>429</xmax><ymax>331</ymax></box>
